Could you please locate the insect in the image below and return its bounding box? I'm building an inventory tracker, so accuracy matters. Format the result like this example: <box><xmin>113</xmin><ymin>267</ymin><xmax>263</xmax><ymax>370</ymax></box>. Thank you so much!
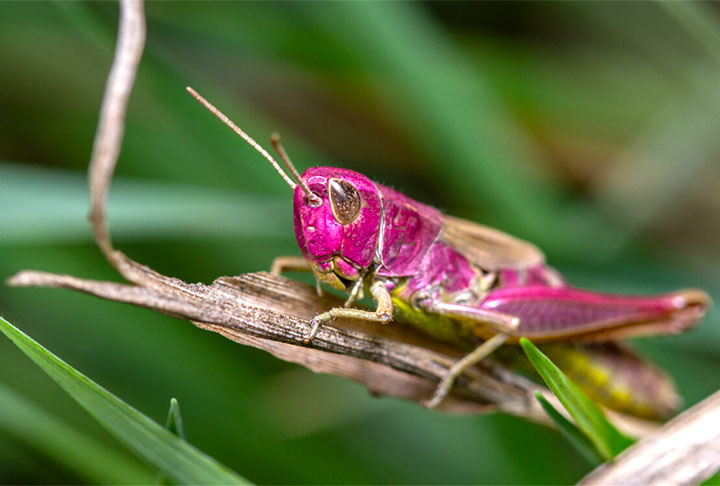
<box><xmin>187</xmin><ymin>87</ymin><xmax>710</xmax><ymax>413</ymax></box>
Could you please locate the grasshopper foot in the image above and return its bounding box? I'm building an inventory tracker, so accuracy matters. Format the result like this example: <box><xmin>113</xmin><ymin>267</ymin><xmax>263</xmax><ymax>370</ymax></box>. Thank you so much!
<box><xmin>305</xmin><ymin>312</ymin><xmax>332</xmax><ymax>344</ymax></box>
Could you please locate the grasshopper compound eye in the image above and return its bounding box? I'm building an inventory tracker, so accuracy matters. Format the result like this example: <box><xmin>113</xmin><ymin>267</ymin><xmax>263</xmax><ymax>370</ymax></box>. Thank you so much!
<box><xmin>329</xmin><ymin>178</ymin><xmax>362</xmax><ymax>224</ymax></box>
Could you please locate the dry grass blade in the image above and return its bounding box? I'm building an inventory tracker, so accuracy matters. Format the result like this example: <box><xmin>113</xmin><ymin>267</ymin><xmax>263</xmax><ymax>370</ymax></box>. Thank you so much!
<box><xmin>579</xmin><ymin>389</ymin><xmax>720</xmax><ymax>485</ymax></box>
<box><xmin>6</xmin><ymin>268</ymin><xmax>537</xmax><ymax>416</ymax></box>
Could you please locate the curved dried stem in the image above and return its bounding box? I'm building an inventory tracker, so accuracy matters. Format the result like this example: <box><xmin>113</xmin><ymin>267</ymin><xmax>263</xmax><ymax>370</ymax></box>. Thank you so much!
<box><xmin>88</xmin><ymin>0</ymin><xmax>145</xmax><ymax>273</ymax></box>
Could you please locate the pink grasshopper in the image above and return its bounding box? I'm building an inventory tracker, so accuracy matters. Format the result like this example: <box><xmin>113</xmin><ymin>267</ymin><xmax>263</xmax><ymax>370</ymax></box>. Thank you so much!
<box><xmin>188</xmin><ymin>88</ymin><xmax>709</xmax><ymax>413</ymax></box>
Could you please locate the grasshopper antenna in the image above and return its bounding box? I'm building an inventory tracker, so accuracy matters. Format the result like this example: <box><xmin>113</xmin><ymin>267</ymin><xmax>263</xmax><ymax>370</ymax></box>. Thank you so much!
<box><xmin>269</xmin><ymin>133</ymin><xmax>317</xmax><ymax>204</ymax></box>
<box><xmin>186</xmin><ymin>86</ymin><xmax>318</xmax><ymax>203</ymax></box>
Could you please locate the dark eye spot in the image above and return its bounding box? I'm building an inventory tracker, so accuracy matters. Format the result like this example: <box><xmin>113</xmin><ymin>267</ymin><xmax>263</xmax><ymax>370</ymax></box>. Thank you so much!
<box><xmin>329</xmin><ymin>178</ymin><xmax>362</xmax><ymax>224</ymax></box>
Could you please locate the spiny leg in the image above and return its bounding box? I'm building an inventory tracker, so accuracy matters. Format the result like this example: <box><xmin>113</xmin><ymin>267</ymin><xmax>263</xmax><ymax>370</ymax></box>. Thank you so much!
<box><xmin>306</xmin><ymin>281</ymin><xmax>392</xmax><ymax>343</ymax></box>
<box><xmin>422</xmin><ymin>333</ymin><xmax>510</xmax><ymax>408</ymax></box>
<box><xmin>270</xmin><ymin>255</ymin><xmax>323</xmax><ymax>296</ymax></box>
<box><xmin>415</xmin><ymin>298</ymin><xmax>519</xmax><ymax>408</ymax></box>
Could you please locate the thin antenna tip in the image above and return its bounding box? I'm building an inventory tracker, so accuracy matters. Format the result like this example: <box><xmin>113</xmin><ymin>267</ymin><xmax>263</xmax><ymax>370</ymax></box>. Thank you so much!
<box><xmin>185</xmin><ymin>88</ymin><xmax>298</xmax><ymax>192</ymax></box>
<box><xmin>270</xmin><ymin>132</ymin><xmax>281</xmax><ymax>143</ymax></box>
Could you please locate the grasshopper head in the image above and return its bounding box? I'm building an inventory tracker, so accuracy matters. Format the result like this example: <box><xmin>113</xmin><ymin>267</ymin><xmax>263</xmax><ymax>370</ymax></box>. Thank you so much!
<box><xmin>293</xmin><ymin>167</ymin><xmax>382</xmax><ymax>290</ymax></box>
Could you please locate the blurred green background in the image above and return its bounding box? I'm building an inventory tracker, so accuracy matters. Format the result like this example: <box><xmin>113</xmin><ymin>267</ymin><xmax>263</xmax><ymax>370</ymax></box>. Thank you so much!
<box><xmin>1</xmin><ymin>2</ymin><xmax>719</xmax><ymax>484</ymax></box>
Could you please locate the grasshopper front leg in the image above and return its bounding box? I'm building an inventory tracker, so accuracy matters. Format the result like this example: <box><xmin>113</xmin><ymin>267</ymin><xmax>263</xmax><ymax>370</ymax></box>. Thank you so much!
<box><xmin>306</xmin><ymin>281</ymin><xmax>393</xmax><ymax>343</ymax></box>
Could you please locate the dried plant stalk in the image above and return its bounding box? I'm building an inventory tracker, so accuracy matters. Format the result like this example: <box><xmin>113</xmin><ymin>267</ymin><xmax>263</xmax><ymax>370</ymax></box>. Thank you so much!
<box><xmin>579</xmin><ymin>389</ymin><xmax>720</xmax><ymax>485</ymax></box>
<box><xmin>7</xmin><ymin>268</ymin><xmax>531</xmax><ymax>416</ymax></box>
<box><xmin>88</xmin><ymin>0</ymin><xmax>145</xmax><ymax>266</ymax></box>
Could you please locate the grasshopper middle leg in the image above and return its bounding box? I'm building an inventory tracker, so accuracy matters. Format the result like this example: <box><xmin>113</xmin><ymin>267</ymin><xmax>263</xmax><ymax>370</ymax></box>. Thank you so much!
<box><xmin>306</xmin><ymin>281</ymin><xmax>393</xmax><ymax>343</ymax></box>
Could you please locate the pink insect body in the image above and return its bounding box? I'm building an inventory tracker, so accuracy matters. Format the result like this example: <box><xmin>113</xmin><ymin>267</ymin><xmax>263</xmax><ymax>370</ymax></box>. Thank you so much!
<box><xmin>293</xmin><ymin>166</ymin><xmax>707</xmax><ymax>345</ymax></box>
<box><xmin>187</xmin><ymin>87</ymin><xmax>710</xmax><ymax>415</ymax></box>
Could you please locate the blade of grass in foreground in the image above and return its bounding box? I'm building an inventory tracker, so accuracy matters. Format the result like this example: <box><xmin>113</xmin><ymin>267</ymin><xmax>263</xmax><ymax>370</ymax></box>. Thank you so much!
<box><xmin>534</xmin><ymin>391</ymin><xmax>604</xmax><ymax>466</ymax></box>
<box><xmin>0</xmin><ymin>381</ymin><xmax>154</xmax><ymax>484</ymax></box>
<box><xmin>520</xmin><ymin>338</ymin><xmax>634</xmax><ymax>460</ymax></box>
<box><xmin>0</xmin><ymin>315</ymin><xmax>250</xmax><ymax>485</ymax></box>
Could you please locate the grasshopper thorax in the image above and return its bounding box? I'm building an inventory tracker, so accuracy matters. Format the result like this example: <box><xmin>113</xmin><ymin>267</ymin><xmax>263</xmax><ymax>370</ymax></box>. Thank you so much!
<box><xmin>293</xmin><ymin>167</ymin><xmax>382</xmax><ymax>290</ymax></box>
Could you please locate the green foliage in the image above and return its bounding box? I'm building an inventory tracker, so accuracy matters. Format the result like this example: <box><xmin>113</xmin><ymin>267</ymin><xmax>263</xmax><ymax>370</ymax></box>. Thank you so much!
<box><xmin>0</xmin><ymin>381</ymin><xmax>154</xmax><ymax>484</ymax></box>
<box><xmin>158</xmin><ymin>399</ymin><xmax>188</xmax><ymax>485</ymax></box>
<box><xmin>534</xmin><ymin>392</ymin><xmax>604</xmax><ymax>466</ymax></box>
<box><xmin>0</xmin><ymin>162</ymin><xmax>287</xmax><ymax>245</ymax></box>
<box><xmin>166</xmin><ymin>398</ymin><xmax>186</xmax><ymax>441</ymax></box>
<box><xmin>0</xmin><ymin>316</ymin><xmax>249</xmax><ymax>485</ymax></box>
<box><xmin>521</xmin><ymin>338</ymin><xmax>634</xmax><ymax>461</ymax></box>
<box><xmin>703</xmin><ymin>473</ymin><xmax>720</xmax><ymax>486</ymax></box>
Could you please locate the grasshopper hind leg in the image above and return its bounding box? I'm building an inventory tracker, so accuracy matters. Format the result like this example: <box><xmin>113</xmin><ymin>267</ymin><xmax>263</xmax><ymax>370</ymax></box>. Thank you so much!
<box><xmin>422</xmin><ymin>333</ymin><xmax>509</xmax><ymax>408</ymax></box>
<box><xmin>414</xmin><ymin>297</ymin><xmax>519</xmax><ymax>408</ymax></box>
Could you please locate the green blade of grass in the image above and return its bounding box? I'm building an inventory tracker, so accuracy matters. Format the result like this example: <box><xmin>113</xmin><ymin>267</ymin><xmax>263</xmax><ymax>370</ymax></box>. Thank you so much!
<box><xmin>534</xmin><ymin>391</ymin><xmax>604</xmax><ymax>466</ymax></box>
<box><xmin>159</xmin><ymin>398</ymin><xmax>187</xmax><ymax>484</ymax></box>
<box><xmin>520</xmin><ymin>338</ymin><xmax>634</xmax><ymax>460</ymax></box>
<box><xmin>0</xmin><ymin>381</ymin><xmax>155</xmax><ymax>484</ymax></box>
<box><xmin>0</xmin><ymin>162</ymin><xmax>287</xmax><ymax>245</ymax></box>
<box><xmin>0</xmin><ymin>315</ymin><xmax>250</xmax><ymax>485</ymax></box>
<box><xmin>166</xmin><ymin>397</ymin><xmax>186</xmax><ymax>440</ymax></box>
<box><xmin>702</xmin><ymin>473</ymin><xmax>720</xmax><ymax>486</ymax></box>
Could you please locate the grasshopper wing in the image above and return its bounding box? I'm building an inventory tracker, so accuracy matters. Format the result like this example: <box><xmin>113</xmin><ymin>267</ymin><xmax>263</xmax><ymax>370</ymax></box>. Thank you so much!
<box><xmin>481</xmin><ymin>286</ymin><xmax>709</xmax><ymax>342</ymax></box>
<box><xmin>437</xmin><ymin>215</ymin><xmax>708</xmax><ymax>342</ymax></box>
<box><xmin>441</xmin><ymin>215</ymin><xmax>544</xmax><ymax>271</ymax></box>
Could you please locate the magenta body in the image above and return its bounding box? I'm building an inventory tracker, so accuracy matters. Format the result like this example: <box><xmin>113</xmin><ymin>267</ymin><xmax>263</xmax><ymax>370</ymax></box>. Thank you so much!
<box><xmin>293</xmin><ymin>167</ymin><xmax>707</xmax><ymax>342</ymax></box>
